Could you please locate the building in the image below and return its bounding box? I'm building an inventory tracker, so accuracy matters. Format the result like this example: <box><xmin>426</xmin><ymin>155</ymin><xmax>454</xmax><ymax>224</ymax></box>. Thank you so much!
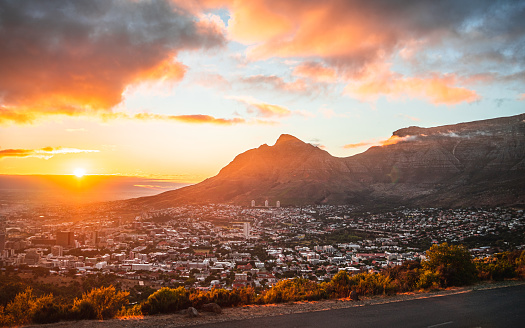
<box><xmin>0</xmin><ymin>233</ymin><xmax>5</xmax><ymax>252</ymax></box>
<box><xmin>243</xmin><ymin>222</ymin><xmax>251</xmax><ymax>239</ymax></box>
<box><xmin>264</xmin><ymin>200</ymin><xmax>269</xmax><ymax>207</ymax></box>
<box><xmin>276</xmin><ymin>201</ymin><xmax>280</xmax><ymax>208</ymax></box>
<box><xmin>91</xmin><ymin>231</ymin><xmax>100</xmax><ymax>246</ymax></box>
<box><xmin>51</xmin><ymin>245</ymin><xmax>63</xmax><ymax>257</ymax></box>
<box><xmin>251</xmin><ymin>200</ymin><xmax>255</xmax><ymax>207</ymax></box>
<box><xmin>56</xmin><ymin>231</ymin><xmax>75</xmax><ymax>247</ymax></box>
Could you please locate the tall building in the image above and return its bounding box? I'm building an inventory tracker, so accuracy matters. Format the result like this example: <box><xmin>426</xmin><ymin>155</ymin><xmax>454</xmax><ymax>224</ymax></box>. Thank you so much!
<box><xmin>243</xmin><ymin>222</ymin><xmax>251</xmax><ymax>239</ymax></box>
<box><xmin>276</xmin><ymin>201</ymin><xmax>280</xmax><ymax>208</ymax></box>
<box><xmin>56</xmin><ymin>231</ymin><xmax>74</xmax><ymax>247</ymax></box>
<box><xmin>51</xmin><ymin>245</ymin><xmax>63</xmax><ymax>257</ymax></box>
<box><xmin>0</xmin><ymin>233</ymin><xmax>5</xmax><ymax>252</ymax></box>
<box><xmin>264</xmin><ymin>200</ymin><xmax>269</xmax><ymax>207</ymax></box>
<box><xmin>0</xmin><ymin>216</ymin><xmax>5</xmax><ymax>252</ymax></box>
<box><xmin>91</xmin><ymin>231</ymin><xmax>100</xmax><ymax>246</ymax></box>
<box><xmin>251</xmin><ymin>200</ymin><xmax>255</xmax><ymax>207</ymax></box>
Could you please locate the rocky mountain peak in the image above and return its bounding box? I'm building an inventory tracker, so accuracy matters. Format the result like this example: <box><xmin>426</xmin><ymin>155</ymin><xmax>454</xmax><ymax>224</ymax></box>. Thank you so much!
<box><xmin>274</xmin><ymin>134</ymin><xmax>303</xmax><ymax>145</ymax></box>
<box><xmin>130</xmin><ymin>113</ymin><xmax>525</xmax><ymax>209</ymax></box>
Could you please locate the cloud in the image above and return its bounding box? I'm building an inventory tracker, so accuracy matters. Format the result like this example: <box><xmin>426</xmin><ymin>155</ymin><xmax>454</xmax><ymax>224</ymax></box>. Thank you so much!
<box><xmin>318</xmin><ymin>106</ymin><xmax>348</xmax><ymax>119</ymax></box>
<box><xmin>396</xmin><ymin>114</ymin><xmax>421</xmax><ymax>122</ymax></box>
<box><xmin>0</xmin><ymin>0</ymin><xmax>225</xmax><ymax>124</ymax></box>
<box><xmin>293</xmin><ymin>62</ymin><xmax>338</xmax><ymax>83</ymax></box>
<box><xmin>0</xmin><ymin>147</ymin><xmax>99</xmax><ymax>159</ymax></box>
<box><xmin>240</xmin><ymin>75</ymin><xmax>309</xmax><ymax>93</ymax></box>
<box><xmin>214</xmin><ymin>0</ymin><xmax>522</xmax><ymax>104</ymax></box>
<box><xmin>100</xmin><ymin>112</ymin><xmax>246</xmax><ymax>125</ymax></box>
<box><xmin>228</xmin><ymin>96</ymin><xmax>292</xmax><ymax>118</ymax></box>
<box><xmin>344</xmin><ymin>63</ymin><xmax>480</xmax><ymax>105</ymax></box>
<box><xmin>221</xmin><ymin>0</ymin><xmax>523</xmax><ymax>68</ymax></box>
<box><xmin>193</xmin><ymin>73</ymin><xmax>232</xmax><ymax>91</ymax></box>
<box><xmin>343</xmin><ymin>135</ymin><xmax>418</xmax><ymax>149</ymax></box>
<box><xmin>133</xmin><ymin>184</ymin><xmax>175</xmax><ymax>190</ymax></box>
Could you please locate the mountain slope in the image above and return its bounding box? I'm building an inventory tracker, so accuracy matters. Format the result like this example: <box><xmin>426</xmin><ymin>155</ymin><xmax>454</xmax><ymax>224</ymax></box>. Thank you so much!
<box><xmin>130</xmin><ymin>113</ymin><xmax>525</xmax><ymax>208</ymax></box>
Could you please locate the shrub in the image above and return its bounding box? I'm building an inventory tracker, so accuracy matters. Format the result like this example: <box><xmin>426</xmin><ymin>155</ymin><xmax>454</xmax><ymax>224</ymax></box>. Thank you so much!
<box><xmin>70</xmin><ymin>299</ymin><xmax>96</xmax><ymax>320</ymax></box>
<box><xmin>31</xmin><ymin>300</ymin><xmax>63</xmax><ymax>324</ymax></box>
<box><xmin>385</xmin><ymin>260</ymin><xmax>422</xmax><ymax>292</ymax></box>
<box><xmin>209</xmin><ymin>288</ymin><xmax>238</xmax><ymax>307</ymax></box>
<box><xmin>417</xmin><ymin>270</ymin><xmax>440</xmax><ymax>290</ymax></box>
<box><xmin>350</xmin><ymin>273</ymin><xmax>396</xmax><ymax>296</ymax></box>
<box><xmin>189</xmin><ymin>290</ymin><xmax>210</xmax><ymax>308</ymax></box>
<box><xmin>116</xmin><ymin>304</ymin><xmax>143</xmax><ymax>319</ymax></box>
<box><xmin>72</xmin><ymin>286</ymin><xmax>129</xmax><ymax>320</ymax></box>
<box><xmin>328</xmin><ymin>271</ymin><xmax>353</xmax><ymax>298</ymax></box>
<box><xmin>141</xmin><ymin>287</ymin><xmax>189</xmax><ymax>315</ymax></box>
<box><xmin>422</xmin><ymin>243</ymin><xmax>477</xmax><ymax>287</ymax></box>
<box><xmin>261</xmin><ymin>278</ymin><xmax>326</xmax><ymax>304</ymax></box>
<box><xmin>3</xmin><ymin>288</ymin><xmax>36</xmax><ymax>326</ymax></box>
<box><xmin>0</xmin><ymin>287</ymin><xmax>60</xmax><ymax>326</ymax></box>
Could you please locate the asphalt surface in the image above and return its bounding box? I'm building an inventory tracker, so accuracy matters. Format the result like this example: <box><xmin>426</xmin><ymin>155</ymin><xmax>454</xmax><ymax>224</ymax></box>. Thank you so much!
<box><xmin>192</xmin><ymin>285</ymin><xmax>525</xmax><ymax>328</ymax></box>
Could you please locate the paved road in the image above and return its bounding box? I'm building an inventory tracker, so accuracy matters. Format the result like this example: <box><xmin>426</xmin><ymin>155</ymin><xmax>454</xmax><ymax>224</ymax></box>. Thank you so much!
<box><xmin>193</xmin><ymin>285</ymin><xmax>525</xmax><ymax>328</ymax></box>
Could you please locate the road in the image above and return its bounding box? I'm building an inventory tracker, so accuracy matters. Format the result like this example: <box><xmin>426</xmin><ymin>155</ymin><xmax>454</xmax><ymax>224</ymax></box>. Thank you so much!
<box><xmin>192</xmin><ymin>285</ymin><xmax>525</xmax><ymax>328</ymax></box>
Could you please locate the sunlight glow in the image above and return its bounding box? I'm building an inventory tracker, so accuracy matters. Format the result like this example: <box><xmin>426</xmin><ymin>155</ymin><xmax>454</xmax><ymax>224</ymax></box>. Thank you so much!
<box><xmin>73</xmin><ymin>168</ymin><xmax>86</xmax><ymax>178</ymax></box>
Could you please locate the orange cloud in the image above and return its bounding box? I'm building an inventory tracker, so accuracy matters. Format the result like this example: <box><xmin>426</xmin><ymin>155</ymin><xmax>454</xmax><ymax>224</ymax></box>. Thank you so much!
<box><xmin>0</xmin><ymin>147</ymin><xmax>99</xmax><ymax>159</ymax></box>
<box><xmin>293</xmin><ymin>62</ymin><xmax>338</xmax><ymax>83</ymax></box>
<box><xmin>0</xmin><ymin>0</ymin><xmax>225</xmax><ymax>124</ymax></box>
<box><xmin>251</xmin><ymin>103</ymin><xmax>291</xmax><ymax>118</ymax></box>
<box><xmin>343</xmin><ymin>135</ymin><xmax>417</xmax><ymax>149</ymax></box>
<box><xmin>100</xmin><ymin>112</ymin><xmax>246</xmax><ymax>125</ymax></box>
<box><xmin>228</xmin><ymin>96</ymin><xmax>292</xmax><ymax>118</ymax></box>
<box><xmin>344</xmin><ymin>63</ymin><xmax>480</xmax><ymax>105</ymax></box>
<box><xmin>210</xmin><ymin>0</ymin><xmax>493</xmax><ymax>105</ymax></box>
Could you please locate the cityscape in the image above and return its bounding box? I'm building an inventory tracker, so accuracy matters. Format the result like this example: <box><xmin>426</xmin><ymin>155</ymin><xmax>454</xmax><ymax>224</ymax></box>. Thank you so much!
<box><xmin>1</xmin><ymin>0</ymin><xmax>525</xmax><ymax>326</ymax></box>
<box><xmin>1</xmin><ymin>201</ymin><xmax>523</xmax><ymax>291</ymax></box>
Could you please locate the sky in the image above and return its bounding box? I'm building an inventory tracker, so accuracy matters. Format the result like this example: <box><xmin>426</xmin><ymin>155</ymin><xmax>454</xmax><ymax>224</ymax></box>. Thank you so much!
<box><xmin>1</xmin><ymin>0</ymin><xmax>525</xmax><ymax>185</ymax></box>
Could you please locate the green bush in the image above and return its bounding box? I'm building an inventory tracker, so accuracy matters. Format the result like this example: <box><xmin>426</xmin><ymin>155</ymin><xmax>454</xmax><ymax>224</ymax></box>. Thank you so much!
<box><xmin>141</xmin><ymin>287</ymin><xmax>189</xmax><ymax>314</ymax></box>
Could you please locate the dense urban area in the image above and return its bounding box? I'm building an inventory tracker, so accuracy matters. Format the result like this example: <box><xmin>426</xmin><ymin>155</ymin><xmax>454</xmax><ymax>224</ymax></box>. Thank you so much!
<box><xmin>1</xmin><ymin>202</ymin><xmax>523</xmax><ymax>290</ymax></box>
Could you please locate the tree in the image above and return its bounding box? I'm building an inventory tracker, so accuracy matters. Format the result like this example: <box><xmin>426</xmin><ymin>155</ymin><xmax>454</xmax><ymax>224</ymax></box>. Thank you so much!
<box><xmin>422</xmin><ymin>243</ymin><xmax>477</xmax><ymax>287</ymax></box>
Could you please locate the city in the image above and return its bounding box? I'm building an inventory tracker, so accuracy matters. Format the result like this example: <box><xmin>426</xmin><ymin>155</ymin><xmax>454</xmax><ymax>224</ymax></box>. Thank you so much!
<box><xmin>1</xmin><ymin>202</ymin><xmax>523</xmax><ymax>291</ymax></box>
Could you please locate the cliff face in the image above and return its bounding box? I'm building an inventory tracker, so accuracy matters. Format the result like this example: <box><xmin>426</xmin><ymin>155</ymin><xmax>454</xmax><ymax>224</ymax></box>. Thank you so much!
<box><xmin>131</xmin><ymin>113</ymin><xmax>525</xmax><ymax>208</ymax></box>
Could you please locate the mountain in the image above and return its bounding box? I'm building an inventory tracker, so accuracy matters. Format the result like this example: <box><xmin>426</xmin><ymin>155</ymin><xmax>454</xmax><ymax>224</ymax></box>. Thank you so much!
<box><xmin>130</xmin><ymin>113</ymin><xmax>525</xmax><ymax>209</ymax></box>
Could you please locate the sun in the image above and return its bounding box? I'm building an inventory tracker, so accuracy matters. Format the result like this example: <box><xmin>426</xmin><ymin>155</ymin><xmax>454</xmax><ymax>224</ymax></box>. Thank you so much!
<box><xmin>73</xmin><ymin>168</ymin><xmax>86</xmax><ymax>178</ymax></box>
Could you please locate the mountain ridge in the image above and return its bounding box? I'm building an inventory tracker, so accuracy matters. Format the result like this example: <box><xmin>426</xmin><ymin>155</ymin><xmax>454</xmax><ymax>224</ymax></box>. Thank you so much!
<box><xmin>129</xmin><ymin>113</ymin><xmax>525</xmax><ymax>209</ymax></box>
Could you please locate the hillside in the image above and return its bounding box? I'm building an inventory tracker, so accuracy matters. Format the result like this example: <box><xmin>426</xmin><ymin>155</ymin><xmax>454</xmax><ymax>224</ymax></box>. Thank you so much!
<box><xmin>129</xmin><ymin>113</ymin><xmax>525</xmax><ymax>208</ymax></box>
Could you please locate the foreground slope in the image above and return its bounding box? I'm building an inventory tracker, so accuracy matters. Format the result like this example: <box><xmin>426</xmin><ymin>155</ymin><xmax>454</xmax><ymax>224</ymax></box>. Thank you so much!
<box><xmin>130</xmin><ymin>113</ymin><xmax>525</xmax><ymax>208</ymax></box>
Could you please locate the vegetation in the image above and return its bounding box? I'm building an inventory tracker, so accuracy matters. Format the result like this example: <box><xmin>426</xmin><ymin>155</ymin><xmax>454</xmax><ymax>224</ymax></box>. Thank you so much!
<box><xmin>71</xmin><ymin>286</ymin><xmax>129</xmax><ymax>320</ymax></box>
<box><xmin>421</xmin><ymin>243</ymin><xmax>478</xmax><ymax>287</ymax></box>
<box><xmin>0</xmin><ymin>244</ymin><xmax>523</xmax><ymax>327</ymax></box>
